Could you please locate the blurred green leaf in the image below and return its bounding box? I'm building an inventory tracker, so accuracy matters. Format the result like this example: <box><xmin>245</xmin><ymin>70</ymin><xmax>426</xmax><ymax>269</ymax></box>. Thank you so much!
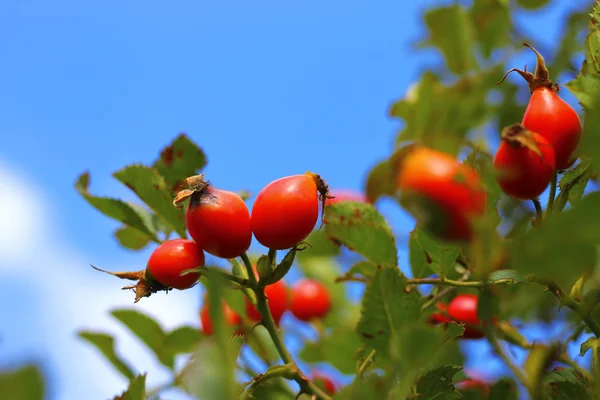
<box><xmin>542</xmin><ymin>367</ymin><xmax>592</xmax><ymax>399</ymax></box>
<box><xmin>78</xmin><ymin>331</ymin><xmax>136</xmax><ymax>380</ymax></box>
<box><xmin>421</xmin><ymin>5</ymin><xmax>476</xmax><ymax>74</ymax></box>
<box><xmin>295</xmin><ymin>229</ymin><xmax>341</xmax><ymax>261</ymax></box>
<box><xmin>470</xmin><ymin>0</ymin><xmax>511</xmax><ymax>58</ymax></box>
<box><xmin>517</xmin><ymin>0</ymin><xmax>550</xmax><ymax>10</ymax></box>
<box><xmin>246</xmin><ymin>325</ymin><xmax>280</xmax><ymax>364</ymax></box>
<box><xmin>464</xmin><ymin>147</ymin><xmax>501</xmax><ymax>212</ymax></box>
<box><xmin>113</xmin><ymin>374</ymin><xmax>146</xmax><ymax>400</ymax></box>
<box><xmin>299</xmin><ymin>327</ymin><xmax>362</xmax><ymax>374</ymax></box>
<box><xmin>345</xmin><ymin>261</ymin><xmax>377</xmax><ymax>279</ymax></box>
<box><xmin>550</xmin><ymin>10</ymin><xmax>589</xmax><ymax>75</ymax></box>
<box><xmin>113</xmin><ymin>165</ymin><xmax>187</xmax><ymax>238</ymax></box>
<box><xmin>163</xmin><ymin>326</ymin><xmax>203</xmax><ymax>356</ymax></box>
<box><xmin>152</xmin><ymin>133</ymin><xmax>207</xmax><ymax>193</ymax></box>
<box><xmin>114</xmin><ymin>225</ymin><xmax>152</xmax><ymax>250</ymax></box>
<box><xmin>409</xmin><ymin>227</ymin><xmax>460</xmax><ymax>278</ymax></box>
<box><xmin>336</xmin><ymin>374</ymin><xmax>394</xmax><ymax>400</ymax></box>
<box><xmin>111</xmin><ymin>309</ymin><xmax>168</xmax><ymax>365</ymax></box>
<box><xmin>364</xmin><ymin>158</ymin><xmax>395</xmax><ymax>204</ymax></box>
<box><xmin>488</xmin><ymin>378</ymin><xmax>518</xmax><ymax>400</ymax></box>
<box><xmin>324</xmin><ymin>202</ymin><xmax>397</xmax><ymax>266</ymax></box>
<box><xmin>488</xmin><ymin>269</ymin><xmax>529</xmax><ymax>284</ymax></box>
<box><xmin>413</xmin><ymin>365</ymin><xmax>463</xmax><ymax>400</ymax></box>
<box><xmin>356</xmin><ymin>266</ymin><xmax>421</xmax><ymax>356</ymax></box>
<box><xmin>75</xmin><ymin>172</ymin><xmax>159</xmax><ymax>241</ymax></box>
<box><xmin>0</xmin><ymin>364</ymin><xmax>45</xmax><ymax>400</ymax></box>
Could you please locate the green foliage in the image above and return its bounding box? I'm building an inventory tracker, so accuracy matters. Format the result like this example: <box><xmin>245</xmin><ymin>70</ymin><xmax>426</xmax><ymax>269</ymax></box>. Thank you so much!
<box><xmin>413</xmin><ymin>365</ymin><xmax>463</xmax><ymax>400</ymax></box>
<box><xmin>114</xmin><ymin>374</ymin><xmax>147</xmax><ymax>400</ymax></box>
<box><xmin>323</xmin><ymin>202</ymin><xmax>397</xmax><ymax>266</ymax></box>
<box><xmin>542</xmin><ymin>367</ymin><xmax>592</xmax><ymax>399</ymax></box>
<box><xmin>78</xmin><ymin>331</ymin><xmax>136</xmax><ymax>380</ymax></box>
<box><xmin>356</xmin><ymin>266</ymin><xmax>421</xmax><ymax>356</ymax></box>
<box><xmin>299</xmin><ymin>327</ymin><xmax>362</xmax><ymax>374</ymax></box>
<box><xmin>488</xmin><ymin>378</ymin><xmax>518</xmax><ymax>400</ymax></box>
<box><xmin>0</xmin><ymin>364</ymin><xmax>45</xmax><ymax>400</ymax></box>
<box><xmin>409</xmin><ymin>226</ymin><xmax>461</xmax><ymax>278</ymax></box>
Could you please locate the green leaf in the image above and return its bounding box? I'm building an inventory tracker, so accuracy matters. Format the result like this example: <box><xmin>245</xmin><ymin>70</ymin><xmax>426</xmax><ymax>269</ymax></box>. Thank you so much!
<box><xmin>477</xmin><ymin>286</ymin><xmax>499</xmax><ymax>323</ymax></box>
<box><xmin>409</xmin><ymin>227</ymin><xmax>460</xmax><ymax>278</ymax></box>
<box><xmin>550</xmin><ymin>11</ymin><xmax>589</xmax><ymax>75</ymax></box>
<box><xmin>421</xmin><ymin>5</ymin><xmax>476</xmax><ymax>74</ymax></box>
<box><xmin>163</xmin><ymin>326</ymin><xmax>203</xmax><ymax>356</ymax></box>
<box><xmin>324</xmin><ymin>202</ymin><xmax>397</xmax><ymax>266</ymax></box>
<box><xmin>555</xmin><ymin>158</ymin><xmax>592</xmax><ymax>212</ymax></box>
<box><xmin>78</xmin><ymin>331</ymin><xmax>136</xmax><ymax>380</ymax></box>
<box><xmin>487</xmin><ymin>378</ymin><xmax>518</xmax><ymax>400</ymax></box>
<box><xmin>75</xmin><ymin>172</ymin><xmax>158</xmax><ymax>240</ymax></box>
<box><xmin>152</xmin><ymin>133</ymin><xmax>207</xmax><ymax>193</ymax></box>
<box><xmin>245</xmin><ymin>325</ymin><xmax>280</xmax><ymax>364</ymax></box>
<box><xmin>413</xmin><ymin>365</ymin><xmax>463</xmax><ymax>400</ymax></box>
<box><xmin>114</xmin><ymin>225</ymin><xmax>152</xmax><ymax>250</ymax></box>
<box><xmin>181</xmin><ymin>336</ymin><xmax>244</xmax><ymax>400</ymax></box>
<box><xmin>470</xmin><ymin>0</ymin><xmax>511</xmax><ymax>58</ymax></box>
<box><xmin>299</xmin><ymin>327</ymin><xmax>362</xmax><ymax>374</ymax></box>
<box><xmin>0</xmin><ymin>364</ymin><xmax>45</xmax><ymax>400</ymax></box>
<box><xmin>542</xmin><ymin>367</ymin><xmax>592</xmax><ymax>400</ymax></box>
<box><xmin>487</xmin><ymin>269</ymin><xmax>529</xmax><ymax>284</ymax></box>
<box><xmin>464</xmin><ymin>147</ymin><xmax>501</xmax><ymax>213</ymax></box>
<box><xmin>356</xmin><ymin>266</ymin><xmax>421</xmax><ymax>356</ymax></box>
<box><xmin>113</xmin><ymin>165</ymin><xmax>187</xmax><ymax>238</ymax></box>
<box><xmin>364</xmin><ymin>158</ymin><xmax>395</xmax><ymax>204</ymax></box>
<box><xmin>345</xmin><ymin>261</ymin><xmax>377</xmax><ymax>279</ymax></box>
<box><xmin>256</xmin><ymin>254</ymin><xmax>273</xmax><ymax>283</ymax></box>
<box><xmin>265</xmin><ymin>247</ymin><xmax>298</xmax><ymax>286</ymax></box>
<box><xmin>296</xmin><ymin>229</ymin><xmax>341</xmax><ymax>261</ymax></box>
<box><xmin>113</xmin><ymin>374</ymin><xmax>146</xmax><ymax>400</ymax></box>
<box><xmin>110</xmin><ymin>308</ymin><xmax>168</xmax><ymax>366</ymax></box>
<box><xmin>516</xmin><ymin>0</ymin><xmax>549</xmax><ymax>9</ymax></box>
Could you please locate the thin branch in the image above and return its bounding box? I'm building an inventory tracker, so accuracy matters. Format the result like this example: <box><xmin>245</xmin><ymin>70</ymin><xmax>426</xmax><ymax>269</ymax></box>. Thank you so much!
<box><xmin>547</xmin><ymin>171</ymin><xmax>558</xmax><ymax>214</ymax></box>
<box><xmin>484</xmin><ymin>325</ymin><xmax>529</xmax><ymax>387</ymax></box>
<box><xmin>532</xmin><ymin>198</ymin><xmax>543</xmax><ymax>225</ymax></box>
<box><xmin>238</xmin><ymin>364</ymin><xmax>298</xmax><ymax>400</ymax></box>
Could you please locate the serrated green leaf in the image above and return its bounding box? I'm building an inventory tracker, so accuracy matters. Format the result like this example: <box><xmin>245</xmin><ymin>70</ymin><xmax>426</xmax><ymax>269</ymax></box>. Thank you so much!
<box><xmin>542</xmin><ymin>367</ymin><xmax>592</xmax><ymax>400</ymax></box>
<box><xmin>464</xmin><ymin>147</ymin><xmax>501</xmax><ymax>212</ymax></box>
<box><xmin>181</xmin><ymin>336</ymin><xmax>244</xmax><ymax>400</ymax></box>
<box><xmin>113</xmin><ymin>165</ymin><xmax>187</xmax><ymax>238</ymax></box>
<box><xmin>78</xmin><ymin>331</ymin><xmax>136</xmax><ymax>380</ymax></box>
<box><xmin>265</xmin><ymin>247</ymin><xmax>297</xmax><ymax>286</ymax></box>
<box><xmin>516</xmin><ymin>0</ymin><xmax>549</xmax><ymax>9</ymax></box>
<box><xmin>346</xmin><ymin>261</ymin><xmax>377</xmax><ymax>278</ymax></box>
<box><xmin>0</xmin><ymin>364</ymin><xmax>45</xmax><ymax>400</ymax></box>
<box><xmin>409</xmin><ymin>227</ymin><xmax>460</xmax><ymax>278</ymax></box>
<box><xmin>555</xmin><ymin>159</ymin><xmax>592</xmax><ymax>212</ymax></box>
<box><xmin>356</xmin><ymin>267</ymin><xmax>420</xmax><ymax>356</ymax></box>
<box><xmin>114</xmin><ymin>225</ymin><xmax>152</xmax><ymax>250</ymax></box>
<box><xmin>152</xmin><ymin>133</ymin><xmax>207</xmax><ymax>193</ymax></box>
<box><xmin>364</xmin><ymin>158</ymin><xmax>395</xmax><ymax>204</ymax></box>
<box><xmin>296</xmin><ymin>229</ymin><xmax>341</xmax><ymax>261</ymax></box>
<box><xmin>299</xmin><ymin>327</ymin><xmax>362</xmax><ymax>374</ymax></box>
<box><xmin>487</xmin><ymin>378</ymin><xmax>518</xmax><ymax>400</ymax></box>
<box><xmin>414</xmin><ymin>365</ymin><xmax>463</xmax><ymax>400</ymax></box>
<box><xmin>75</xmin><ymin>172</ymin><xmax>159</xmax><ymax>240</ymax></box>
<box><xmin>113</xmin><ymin>374</ymin><xmax>146</xmax><ymax>400</ymax></box>
<box><xmin>324</xmin><ymin>202</ymin><xmax>397</xmax><ymax>266</ymax></box>
<box><xmin>110</xmin><ymin>309</ymin><xmax>169</xmax><ymax>368</ymax></box>
<box><xmin>470</xmin><ymin>0</ymin><xmax>511</xmax><ymax>58</ymax></box>
<box><xmin>422</xmin><ymin>5</ymin><xmax>476</xmax><ymax>74</ymax></box>
<box><xmin>163</xmin><ymin>326</ymin><xmax>203</xmax><ymax>356</ymax></box>
<box><xmin>336</xmin><ymin>374</ymin><xmax>394</xmax><ymax>400</ymax></box>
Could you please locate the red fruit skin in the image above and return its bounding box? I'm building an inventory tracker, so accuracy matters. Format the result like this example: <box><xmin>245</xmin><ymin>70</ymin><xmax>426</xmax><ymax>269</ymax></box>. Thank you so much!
<box><xmin>251</xmin><ymin>174</ymin><xmax>319</xmax><ymax>250</ymax></box>
<box><xmin>493</xmin><ymin>132</ymin><xmax>556</xmax><ymax>200</ymax></box>
<box><xmin>146</xmin><ymin>239</ymin><xmax>204</xmax><ymax>290</ymax></box>
<box><xmin>186</xmin><ymin>187</ymin><xmax>252</xmax><ymax>259</ymax></box>
<box><xmin>456</xmin><ymin>379</ymin><xmax>490</xmax><ymax>397</ymax></box>
<box><xmin>311</xmin><ymin>372</ymin><xmax>337</xmax><ymax>395</ymax></box>
<box><xmin>246</xmin><ymin>279</ymin><xmax>290</xmax><ymax>324</ymax></box>
<box><xmin>396</xmin><ymin>147</ymin><xmax>487</xmax><ymax>242</ymax></box>
<box><xmin>200</xmin><ymin>300</ymin><xmax>242</xmax><ymax>336</ymax></box>
<box><xmin>428</xmin><ymin>299</ymin><xmax>485</xmax><ymax>340</ymax></box>
<box><xmin>325</xmin><ymin>189</ymin><xmax>368</xmax><ymax>206</ymax></box>
<box><xmin>448</xmin><ymin>294</ymin><xmax>480</xmax><ymax>325</ymax></box>
<box><xmin>290</xmin><ymin>279</ymin><xmax>332</xmax><ymax>321</ymax></box>
<box><xmin>522</xmin><ymin>86</ymin><xmax>582</xmax><ymax>170</ymax></box>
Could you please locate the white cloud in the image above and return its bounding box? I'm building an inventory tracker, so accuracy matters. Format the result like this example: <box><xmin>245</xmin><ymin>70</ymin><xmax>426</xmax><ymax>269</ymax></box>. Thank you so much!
<box><xmin>0</xmin><ymin>161</ymin><xmax>199</xmax><ymax>400</ymax></box>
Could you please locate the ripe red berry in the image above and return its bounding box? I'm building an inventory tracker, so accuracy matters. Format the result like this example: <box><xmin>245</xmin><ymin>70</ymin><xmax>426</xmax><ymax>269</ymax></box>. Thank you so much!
<box><xmin>145</xmin><ymin>239</ymin><xmax>204</xmax><ymax>290</ymax></box>
<box><xmin>325</xmin><ymin>189</ymin><xmax>368</xmax><ymax>206</ymax></box>
<box><xmin>246</xmin><ymin>279</ymin><xmax>290</xmax><ymax>324</ymax></box>
<box><xmin>311</xmin><ymin>372</ymin><xmax>337</xmax><ymax>395</ymax></box>
<box><xmin>427</xmin><ymin>300</ymin><xmax>484</xmax><ymax>340</ymax></box>
<box><xmin>179</xmin><ymin>177</ymin><xmax>252</xmax><ymax>259</ymax></box>
<box><xmin>251</xmin><ymin>172</ymin><xmax>327</xmax><ymax>250</ymax></box>
<box><xmin>290</xmin><ymin>279</ymin><xmax>331</xmax><ymax>321</ymax></box>
<box><xmin>448</xmin><ymin>294</ymin><xmax>480</xmax><ymax>325</ymax></box>
<box><xmin>394</xmin><ymin>145</ymin><xmax>487</xmax><ymax>242</ymax></box>
<box><xmin>200</xmin><ymin>300</ymin><xmax>242</xmax><ymax>336</ymax></box>
<box><xmin>499</xmin><ymin>44</ymin><xmax>582</xmax><ymax>170</ymax></box>
<box><xmin>493</xmin><ymin>124</ymin><xmax>556</xmax><ymax>200</ymax></box>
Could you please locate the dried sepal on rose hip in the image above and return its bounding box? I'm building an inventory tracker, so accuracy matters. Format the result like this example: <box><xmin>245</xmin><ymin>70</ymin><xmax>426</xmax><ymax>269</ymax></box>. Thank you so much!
<box><xmin>493</xmin><ymin>123</ymin><xmax>556</xmax><ymax>200</ymax></box>
<box><xmin>497</xmin><ymin>43</ymin><xmax>582</xmax><ymax>171</ymax></box>
<box><xmin>174</xmin><ymin>174</ymin><xmax>252</xmax><ymax>259</ymax></box>
<box><xmin>91</xmin><ymin>238</ymin><xmax>205</xmax><ymax>303</ymax></box>
<box><xmin>251</xmin><ymin>172</ymin><xmax>331</xmax><ymax>250</ymax></box>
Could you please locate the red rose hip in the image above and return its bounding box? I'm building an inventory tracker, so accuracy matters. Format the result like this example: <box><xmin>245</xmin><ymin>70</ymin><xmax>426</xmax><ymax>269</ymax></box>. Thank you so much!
<box><xmin>290</xmin><ymin>279</ymin><xmax>331</xmax><ymax>321</ymax></box>
<box><xmin>145</xmin><ymin>239</ymin><xmax>204</xmax><ymax>290</ymax></box>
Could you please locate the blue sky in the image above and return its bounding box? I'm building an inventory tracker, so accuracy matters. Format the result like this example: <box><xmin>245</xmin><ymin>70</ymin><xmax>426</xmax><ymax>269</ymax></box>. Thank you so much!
<box><xmin>0</xmin><ymin>1</ymin><xmax>593</xmax><ymax>399</ymax></box>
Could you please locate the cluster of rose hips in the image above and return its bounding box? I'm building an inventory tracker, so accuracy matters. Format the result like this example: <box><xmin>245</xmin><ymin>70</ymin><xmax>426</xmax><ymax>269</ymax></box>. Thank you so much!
<box><xmin>395</xmin><ymin>44</ymin><xmax>582</xmax><ymax>243</ymax></box>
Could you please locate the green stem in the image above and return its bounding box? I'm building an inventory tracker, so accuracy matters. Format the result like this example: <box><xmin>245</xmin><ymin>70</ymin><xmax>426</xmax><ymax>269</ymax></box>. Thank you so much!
<box><xmin>484</xmin><ymin>325</ymin><xmax>528</xmax><ymax>388</ymax></box>
<box><xmin>406</xmin><ymin>277</ymin><xmax>489</xmax><ymax>287</ymax></box>
<box><xmin>238</xmin><ymin>364</ymin><xmax>298</xmax><ymax>400</ymax></box>
<box><xmin>547</xmin><ymin>171</ymin><xmax>558</xmax><ymax>214</ymax></box>
<box><xmin>240</xmin><ymin>253</ymin><xmax>332</xmax><ymax>400</ymax></box>
<box><xmin>532</xmin><ymin>198</ymin><xmax>543</xmax><ymax>225</ymax></box>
